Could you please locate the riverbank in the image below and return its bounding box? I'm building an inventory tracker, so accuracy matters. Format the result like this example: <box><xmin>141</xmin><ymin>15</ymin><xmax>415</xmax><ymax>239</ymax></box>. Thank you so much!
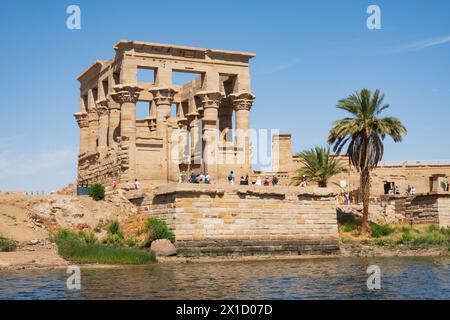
<box><xmin>1</xmin><ymin>242</ymin><xmax>449</xmax><ymax>271</ymax></box>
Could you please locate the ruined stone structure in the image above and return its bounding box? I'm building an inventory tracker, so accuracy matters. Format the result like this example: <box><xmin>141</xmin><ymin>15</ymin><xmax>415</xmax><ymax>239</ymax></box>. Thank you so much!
<box><xmin>75</xmin><ymin>41</ymin><xmax>256</xmax><ymax>189</ymax></box>
<box><xmin>138</xmin><ymin>185</ymin><xmax>339</xmax><ymax>255</ymax></box>
<box><xmin>271</xmin><ymin>134</ymin><xmax>450</xmax><ymax>197</ymax></box>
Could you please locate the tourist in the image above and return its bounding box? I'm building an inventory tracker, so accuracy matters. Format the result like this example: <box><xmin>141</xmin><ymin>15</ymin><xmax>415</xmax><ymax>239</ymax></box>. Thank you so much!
<box><xmin>179</xmin><ymin>171</ymin><xmax>186</xmax><ymax>183</ymax></box>
<box><xmin>123</xmin><ymin>180</ymin><xmax>131</xmax><ymax>192</ymax></box>
<box><xmin>134</xmin><ymin>179</ymin><xmax>140</xmax><ymax>190</ymax></box>
<box><xmin>228</xmin><ymin>171</ymin><xmax>235</xmax><ymax>185</ymax></box>
<box><xmin>299</xmin><ymin>175</ymin><xmax>307</xmax><ymax>187</ymax></box>
<box><xmin>411</xmin><ymin>186</ymin><xmax>416</xmax><ymax>195</ymax></box>
<box><xmin>112</xmin><ymin>180</ymin><xmax>117</xmax><ymax>194</ymax></box>
<box><xmin>244</xmin><ymin>174</ymin><xmax>249</xmax><ymax>185</ymax></box>
<box><xmin>272</xmin><ymin>175</ymin><xmax>279</xmax><ymax>186</ymax></box>
<box><xmin>263</xmin><ymin>176</ymin><xmax>270</xmax><ymax>186</ymax></box>
<box><xmin>395</xmin><ymin>185</ymin><xmax>400</xmax><ymax>195</ymax></box>
<box><xmin>190</xmin><ymin>171</ymin><xmax>197</xmax><ymax>183</ymax></box>
<box><xmin>198</xmin><ymin>172</ymin><xmax>205</xmax><ymax>184</ymax></box>
<box><xmin>407</xmin><ymin>185</ymin><xmax>411</xmax><ymax>196</ymax></box>
<box><xmin>255</xmin><ymin>176</ymin><xmax>262</xmax><ymax>186</ymax></box>
<box><xmin>205</xmin><ymin>172</ymin><xmax>211</xmax><ymax>184</ymax></box>
<box><xmin>240</xmin><ymin>176</ymin><xmax>246</xmax><ymax>185</ymax></box>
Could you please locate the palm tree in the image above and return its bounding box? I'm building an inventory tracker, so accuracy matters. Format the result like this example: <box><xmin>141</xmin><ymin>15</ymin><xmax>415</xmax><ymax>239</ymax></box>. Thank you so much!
<box><xmin>328</xmin><ymin>89</ymin><xmax>407</xmax><ymax>233</ymax></box>
<box><xmin>291</xmin><ymin>146</ymin><xmax>347</xmax><ymax>187</ymax></box>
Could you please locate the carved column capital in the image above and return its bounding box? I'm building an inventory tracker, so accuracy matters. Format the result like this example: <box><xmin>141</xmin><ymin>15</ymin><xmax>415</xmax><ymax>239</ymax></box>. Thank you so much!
<box><xmin>149</xmin><ymin>87</ymin><xmax>178</xmax><ymax>105</ymax></box>
<box><xmin>229</xmin><ymin>92</ymin><xmax>255</xmax><ymax>111</ymax></box>
<box><xmin>96</xmin><ymin>99</ymin><xmax>109</xmax><ymax>117</ymax></box>
<box><xmin>195</xmin><ymin>91</ymin><xmax>223</xmax><ymax>110</ymax></box>
<box><xmin>111</xmin><ymin>84</ymin><xmax>144</xmax><ymax>104</ymax></box>
<box><xmin>74</xmin><ymin>112</ymin><xmax>89</xmax><ymax>128</ymax></box>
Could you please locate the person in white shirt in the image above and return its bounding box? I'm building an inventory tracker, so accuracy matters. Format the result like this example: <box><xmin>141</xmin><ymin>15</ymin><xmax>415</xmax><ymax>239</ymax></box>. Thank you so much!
<box><xmin>134</xmin><ymin>179</ymin><xmax>140</xmax><ymax>190</ymax></box>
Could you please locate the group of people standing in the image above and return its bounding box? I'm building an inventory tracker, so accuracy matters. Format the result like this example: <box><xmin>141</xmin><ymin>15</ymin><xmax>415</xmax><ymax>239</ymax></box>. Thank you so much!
<box><xmin>112</xmin><ymin>179</ymin><xmax>140</xmax><ymax>194</ymax></box>
<box><xmin>179</xmin><ymin>171</ymin><xmax>211</xmax><ymax>184</ymax></box>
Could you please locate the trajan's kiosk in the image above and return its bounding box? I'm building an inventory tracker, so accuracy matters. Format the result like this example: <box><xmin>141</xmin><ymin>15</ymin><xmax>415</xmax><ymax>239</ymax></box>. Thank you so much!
<box><xmin>75</xmin><ymin>40</ymin><xmax>256</xmax><ymax>189</ymax></box>
<box><xmin>73</xmin><ymin>41</ymin><xmax>450</xmax><ymax>255</ymax></box>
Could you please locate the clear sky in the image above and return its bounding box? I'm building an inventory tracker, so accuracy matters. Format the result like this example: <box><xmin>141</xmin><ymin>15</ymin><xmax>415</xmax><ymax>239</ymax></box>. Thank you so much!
<box><xmin>1</xmin><ymin>0</ymin><xmax>450</xmax><ymax>192</ymax></box>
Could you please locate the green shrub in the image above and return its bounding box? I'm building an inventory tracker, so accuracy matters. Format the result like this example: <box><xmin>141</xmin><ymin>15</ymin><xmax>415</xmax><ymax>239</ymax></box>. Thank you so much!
<box><xmin>106</xmin><ymin>233</ymin><xmax>124</xmax><ymax>247</ymax></box>
<box><xmin>54</xmin><ymin>229</ymin><xmax>155</xmax><ymax>264</ymax></box>
<box><xmin>427</xmin><ymin>225</ymin><xmax>439</xmax><ymax>233</ymax></box>
<box><xmin>106</xmin><ymin>220</ymin><xmax>122</xmax><ymax>237</ymax></box>
<box><xmin>0</xmin><ymin>236</ymin><xmax>17</xmax><ymax>252</ymax></box>
<box><xmin>145</xmin><ymin>217</ymin><xmax>175</xmax><ymax>244</ymax></box>
<box><xmin>79</xmin><ymin>231</ymin><xmax>97</xmax><ymax>245</ymax></box>
<box><xmin>342</xmin><ymin>221</ymin><xmax>358</xmax><ymax>233</ymax></box>
<box><xmin>370</xmin><ymin>223</ymin><xmax>395</xmax><ymax>238</ymax></box>
<box><xmin>89</xmin><ymin>183</ymin><xmax>105</xmax><ymax>201</ymax></box>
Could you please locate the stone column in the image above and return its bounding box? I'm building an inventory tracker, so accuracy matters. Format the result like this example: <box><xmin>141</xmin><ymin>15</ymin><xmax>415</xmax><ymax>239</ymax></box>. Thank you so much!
<box><xmin>87</xmin><ymin>109</ymin><xmax>99</xmax><ymax>154</ymax></box>
<box><xmin>229</xmin><ymin>92</ymin><xmax>255</xmax><ymax>174</ymax></box>
<box><xmin>111</xmin><ymin>84</ymin><xmax>144</xmax><ymax>182</ymax></box>
<box><xmin>187</xmin><ymin>111</ymin><xmax>201</xmax><ymax>168</ymax></box>
<box><xmin>96</xmin><ymin>99</ymin><xmax>109</xmax><ymax>154</ymax></box>
<box><xmin>149</xmin><ymin>87</ymin><xmax>178</xmax><ymax>182</ymax></box>
<box><xmin>149</xmin><ymin>87</ymin><xmax>178</xmax><ymax>137</ymax></box>
<box><xmin>218</xmin><ymin>98</ymin><xmax>233</xmax><ymax>144</ymax></box>
<box><xmin>196</xmin><ymin>91</ymin><xmax>223</xmax><ymax>182</ymax></box>
<box><xmin>74</xmin><ymin>112</ymin><xmax>89</xmax><ymax>155</ymax></box>
<box><xmin>107</xmin><ymin>97</ymin><xmax>121</xmax><ymax>148</ymax></box>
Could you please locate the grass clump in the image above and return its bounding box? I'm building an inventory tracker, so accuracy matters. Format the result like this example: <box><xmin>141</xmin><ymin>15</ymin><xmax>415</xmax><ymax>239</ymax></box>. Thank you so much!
<box><xmin>145</xmin><ymin>217</ymin><xmax>175</xmax><ymax>245</ymax></box>
<box><xmin>54</xmin><ymin>229</ymin><xmax>155</xmax><ymax>264</ymax></box>
<box><xmin>89</xmin><ymin>183</ymin><xmax>105</xmax><ymax>201</ymax></box>
<box><xmin>370</xmin><ymin>222</ymin><xmax>395</xmax><ymax>238</ymax></box>
<box><xmin>105</xmin><ymin>220</ymin><xmax>124</xmax><ymax>246</ymax></box>
<box><xmin>0</xmin><ymin>236</ymin><xmax>17</xmax><ymax>252</ymax></box>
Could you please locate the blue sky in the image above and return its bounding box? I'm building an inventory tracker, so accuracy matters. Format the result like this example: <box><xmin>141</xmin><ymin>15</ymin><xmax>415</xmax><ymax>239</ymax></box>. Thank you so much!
<box><xmin>1</xmin><ymin>0</ymin><xmax>450</xmax><ymax>192</ymax></box>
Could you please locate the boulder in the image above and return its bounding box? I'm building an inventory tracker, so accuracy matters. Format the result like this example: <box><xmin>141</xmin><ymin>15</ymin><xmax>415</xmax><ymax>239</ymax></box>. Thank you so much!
<box><xmin>150</xmin><ymin>239</ymin><xmax>177</xmax><ymax>256</ymax></box>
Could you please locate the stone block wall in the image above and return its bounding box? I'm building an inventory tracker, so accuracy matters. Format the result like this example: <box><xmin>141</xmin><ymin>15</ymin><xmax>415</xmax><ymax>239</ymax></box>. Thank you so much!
<box><xmin>437</xmin><ymin>195</ymin><xmax>450</xmax><ymax>228</ymax></box>
<box><xmin>140</xmin><ymin>185</ymin><xmax>339</xmax><ymax>256</ymax></box>
<box><xmin>405</xmin><ymin>194</ymin><xmax>440</xmax><ymax>224</ymax></box>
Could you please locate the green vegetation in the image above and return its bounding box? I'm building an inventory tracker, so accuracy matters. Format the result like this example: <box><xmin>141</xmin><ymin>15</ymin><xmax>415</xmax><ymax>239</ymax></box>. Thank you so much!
<box><xmin>291</xmin><ymin>146</ymin><xmax>347</xmax><ymax>187</ymax></box>
<box><xmin>89</xmin><ymin>183</ymin><xmax>105</xmax><ymax>201</ymax></box>
<box><xmin>339</xmin><ymin>221</ymin><xmax>450</xmax><ymax>249</ymax></box>
<box><xmin>145</xmin><ymin>217</ymin><xmax>175</xmax><ymax>245</ymax></box>
<box><xmin>54</xmin><ymin>229</ymin><xmax>155</xmax><ymax>264</ymax></box>
<box><xmin>0</xmin><ymin>236</ymin><xmax>17</xmax><ymax>252</ymax></box>
<box><xmin>328</xmin><ymin>89</ymin><xmax>407</xmax><ymax>233</ymax></box>
<box><xmin>105</xmin><ymin>220</ymin><xmax>124</xmax><ymax>246</ymax></box>
<box><xmin>370</xmin><ymin>222</ymin><xmax>395</xmax><ymax>238</ymax></box>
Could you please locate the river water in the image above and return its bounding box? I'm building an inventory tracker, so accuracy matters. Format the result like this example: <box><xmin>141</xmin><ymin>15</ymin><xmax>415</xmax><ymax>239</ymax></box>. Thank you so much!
<box><xmin>0</xmin><ymin>257</ymin><xmax>449</xmax><ymax>299</ymax></box>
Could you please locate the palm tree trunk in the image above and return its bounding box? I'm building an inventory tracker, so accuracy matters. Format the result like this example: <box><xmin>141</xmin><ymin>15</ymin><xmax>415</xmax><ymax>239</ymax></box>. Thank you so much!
<box><xmin>360</xmin><ymin>169</ymin><xmax>371</xmax><ymax>233</ymax></box>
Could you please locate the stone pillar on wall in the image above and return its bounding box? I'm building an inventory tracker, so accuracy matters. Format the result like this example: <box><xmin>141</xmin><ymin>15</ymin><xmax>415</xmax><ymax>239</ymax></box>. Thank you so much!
<box><xmin>111</xmin><ymin>84</ymin><xmax>144</xmax><ymax>183</ymax></box>
<box><xmin>87</xmin><ymin>109</ymin><xmax>99</xmax><ymax>154</ymax></box>
<box><xmin>196</xmin><ymin>91</ymin><xmax>223</xmax><ymax>182</ymax></box>
<box><xmin>149</xmin><ymin>87</ymin><xmax>177</xmax><ymax>137</ymax></box>
<box><xmin>96</xmin><ymin>99</ymin><xmax>109</xmax><ymax>155</ymax></box>
<box><xmin>218</xmin><ymin>98</ymin><xmax>233</xmax><ymax>145</ymax></box>
<box><xmin>229</xmin><ymin>92</ymin><xmax>255</xmax><ymax>176</ymax></box>
<box><xmin>149</xmin><ymin>87</ymin><xmax>178</xmax><ymax>182</ymax></box>
<box><xmin>74</xmin><ymin>112</ymin><xmax>89</xmax><ymax>155</ymax></box>
<box><xmin>107</xmin><ymin>96</ymin><xmax>121</xmax><ymax>148</ymax></box>
<box><xmin>272</xmin><ymin>134</ymin><xmax>293</xmax><ymax>173</ymax></box>
<box><xmin>187</xmin><ymin>110</ymin><xmax>201</xmax><ymax>168</ymax></box>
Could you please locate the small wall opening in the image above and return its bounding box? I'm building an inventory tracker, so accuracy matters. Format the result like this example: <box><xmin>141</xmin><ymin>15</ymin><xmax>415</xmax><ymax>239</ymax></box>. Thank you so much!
<box><xmin>220</xmin><ymin>74</ymin><xmax>237</xmax><ymax>95</ymax></box>
<box><xmin>113</xmin><ymin>72</ymin><xmax>120</xmax><ymax>86</ymax></box>
<box><xmin>137</xmin><ymin>67</ymin><xmax>156</xmax><ymax>84</ymax></box>
<box><xmin>171</xmin><ymin>103</ymin><xmax>177</xmax><ymax>119</ymax></box>
<box><xmin>102</xmin><ymin>79</ymin><xmax>109</xmax><ymax>97</ymax></box>
<box><xmin>172</xmin><ymin>70</ymin><xmax>203</xmax><ymax>86</ymax></box>
<box><xmin>136</xmin><ymin>101</ymin><xmax>151</xmax><ymax>120</ymax></box>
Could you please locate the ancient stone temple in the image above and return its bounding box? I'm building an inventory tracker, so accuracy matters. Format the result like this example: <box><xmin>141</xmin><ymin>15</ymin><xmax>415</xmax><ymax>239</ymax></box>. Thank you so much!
<box><xmin>75</xmin><ymin>40</ymin><xmax>256</xmax><ymax>189</ymax></box>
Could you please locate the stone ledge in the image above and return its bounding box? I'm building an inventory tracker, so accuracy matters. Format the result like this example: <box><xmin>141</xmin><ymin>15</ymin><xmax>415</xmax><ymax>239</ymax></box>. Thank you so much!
<box><xmin>152</xmin><ymin>184</ymin><xmax>335</xmax><ymax>198</ymax></box>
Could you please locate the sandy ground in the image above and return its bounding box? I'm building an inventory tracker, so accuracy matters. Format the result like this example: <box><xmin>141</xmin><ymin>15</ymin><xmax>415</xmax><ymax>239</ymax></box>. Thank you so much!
<box><xmin>0</xmin><ymin>197</ymin><xmax>49</xmax><ymax>243</ymax></box>
<box><xmin>0</xmin><ymin>245</ymin><xmax>68</xmax><ymax>270</ymax></box>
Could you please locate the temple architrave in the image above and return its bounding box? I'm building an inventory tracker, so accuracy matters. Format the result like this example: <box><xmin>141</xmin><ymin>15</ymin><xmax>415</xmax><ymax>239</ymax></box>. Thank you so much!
<box><xmin>75</xmin><ymin>40</ymin><xmax>256</xmax><ymax>189</ymax></box>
